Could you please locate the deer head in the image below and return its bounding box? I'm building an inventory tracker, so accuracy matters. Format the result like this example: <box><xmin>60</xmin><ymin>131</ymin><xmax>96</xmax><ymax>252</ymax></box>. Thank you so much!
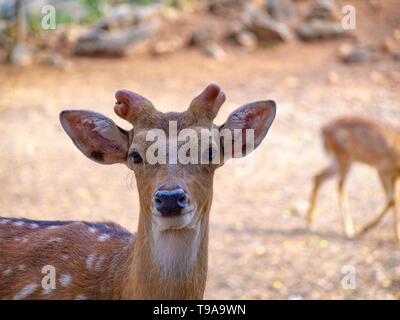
<box><xmin>60</xmin><ymin>83</ymin><xmax>275</xmax><ymax>231</ymax></box>
<box><xmin>59</xmin><ymin>84</ymin><xmax>276</xmax><ymax>297</ymax></box>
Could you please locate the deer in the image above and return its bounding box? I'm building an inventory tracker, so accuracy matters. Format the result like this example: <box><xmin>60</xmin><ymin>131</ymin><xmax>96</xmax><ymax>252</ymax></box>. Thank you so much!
<box><xmin>306</xmin><ymin>116</ymin><xmax>400</xmax><ymax>242</ymax></box>
<box><xmin>0</xmin><ymin>84</ymin><xmax>277</xmax><ymax>300</ymax></box>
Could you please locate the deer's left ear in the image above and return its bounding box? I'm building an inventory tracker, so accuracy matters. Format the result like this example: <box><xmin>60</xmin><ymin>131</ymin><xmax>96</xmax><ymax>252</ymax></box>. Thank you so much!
<box><xmin>60</xmin><ymin>110</ymin><xmax>129</xmax><ymax>165</ymax></box>
<box><xmin>219</xmin><ymin>100</ymin><xmax>276</xmax><ymax>159</ymax></box>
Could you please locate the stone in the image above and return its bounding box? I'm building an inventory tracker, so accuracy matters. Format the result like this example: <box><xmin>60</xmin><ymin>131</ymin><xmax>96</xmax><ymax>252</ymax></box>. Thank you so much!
<box><xmin>266</xmin><ymin>0</ymin><xmax>295</xmax><ymax>21</ymax></box>
<box><xmin>94</xmin><ymin>4</ymin><xmax>162</xmax><ymax>31</ymax></box>
<box><xmin>306</xmin><ymin>0</ymin><xmax>340</xmax><ymax>22</ymax></box>
<box><xmin>152</xmin><ymin>38</ymin><xmax>185</xmax><ymax>55</ymax></box>
<box><xmin>189</xmin><ymin>26</ymin><xmax>217</xmax><ymax>46</ymax></box>
<box><xmin>243</xmin><ymin>3</ymin><xmax>293</xmax><ymax>42</ymax></box>
<box><xmin>74</xmin><ymin>19</ymin><xmax>160</xmax><ymax>56</ymax></box>
<box><xmin>9</xmin><ymin>43</ymin><xmax>33</xmax><ymax>66</ymax></box>
<box><xmin>341</xmin><ymin>48</ymin><xmax>375</xmax><ymax>63</ymax></box>
<box><xmin>236</xmin><ymin>31</ymin><xmax>258</xmax><ymax>49</ymax></box>
<box><xmin>36</xmin><ymin>53</ymin><xmax>71</xmax><ymax>70</ymax></box>
<box><xmin>203</xmin><ymin>42</ymin><xmax>226</xmax><ymax>60</ymax></box>
<box><xmin>296</xmin><ymin>19</ymin><xmax>344</xmax><ymax>41</ymax></box>
<box><xmin>208</xmin><ymin>0</ymin><xmax>243</xmax><ymax>14</ymax></box>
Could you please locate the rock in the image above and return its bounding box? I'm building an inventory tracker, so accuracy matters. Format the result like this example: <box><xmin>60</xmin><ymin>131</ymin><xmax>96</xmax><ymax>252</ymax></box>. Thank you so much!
<box><xmin>36</xmin><ymin>53</ymin><xmax>71</xmax><ymax>70</ymax></box>
<box><xmin>208</xmin><ymin>0</ymin><xmax>243</xmax><ymax>14</ymax></box>
<box><xmin>203</xmin><ymin>42</ymin><xmax>226</xmax><ymax>60</ymax></box>
<box><xmin>189</xmin><ymin>26</ymin><xmax>217</xmax><ymax>46</ymax></box>
<box><xmin>74</xmin><ymin>19</ymin><xmax>160</xmax><ymax>56</ymax></box>
<box><xmin>9</xmin><ymin>43</ymin><xmax>33</xmax><ymax>66</ymax></box>
<box><xmin>341</xmin><ymin>48</ymin><xmax>375</xmax><ymax>63</ymax></box>
<box><xmin>134</xmin><ymin>4</ymin><xmax>163</xmax><ymax>24</ymax></box>
<box><xmin>306</xmin><ymin>0</ymin><xmax>340</xmax><ymax>22</ymax></box>
<box><xmin>242</xmin><ymin>3</ymin><xmax>293</xmax><ymax>42</ymax></box>
<box><xmin>296</xmin><ymin>19</ymin><xmax>344</xmax><ymax>41</ymax></box>
<box><xmin>152</xmin><ymin>38</ymin><xmax>185</xmax><ymax>55</ymax></box>
<box><xmin>94</xmin><ymin>4</ymin><xmax>135</xmax><ymax>31</ymax></box>
<box><xmin>236</xmin><ymin>31</ymin><xmax>258</xmax><ymax>49</ymax></box>
<box><xmin>266</xmin><ymin>0</ymin><xmax>295</xmax><ymax>21</ymax></box>
<box><xmin>94</xmin><ymin>4</ymin><xmax>162</xmax><ymax>31</ymax></box>
<box><xmin>297</xmin><ymin>0</ymin><xmax>346</xmax><ymax>41</ymax></box>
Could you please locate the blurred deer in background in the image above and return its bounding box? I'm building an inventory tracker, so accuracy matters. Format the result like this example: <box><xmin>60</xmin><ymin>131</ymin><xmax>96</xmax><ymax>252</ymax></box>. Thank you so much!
<box><xmin>0</xmin><ymin>84</ymin><xmax>276</xmax><ymax>299</ymax></box>
<box><xmin>307</xmin><ymin>117</ymin><xmax>400</xmax><ymax>242</ymax></box>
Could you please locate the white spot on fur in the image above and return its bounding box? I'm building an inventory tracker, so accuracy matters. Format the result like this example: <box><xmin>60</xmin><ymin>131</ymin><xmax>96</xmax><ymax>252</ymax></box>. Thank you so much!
<box><xmin>88</xmin><ymin>227</ymin><xmax>97</xmax><ymax>233</ymax></box>
<box><xmin>22</xmin><ymin>238</ymin><xmax>28</xmax><ymax>243</ymax></box>
<box><xmin>86</xmin><ymin>253</ymin><xmax>95</xmax><ymax>269</ymax></box>
<box><xmin>41</xmin><ymin>288</ymin><xmax>52</xmax><ymax>295</ymax></box>
<box><xmin>95</xmin><ymin>255</ymin><xmax>105</xmax><ymax>271</ymax></box>
<box><xmin>14</xmin><ymin>221</ymin><xmax>24</xmax><ymax>227</ymax></box>
<box><xmin>14</xmin><ymin>237</ymin><xmax>21</xmax><ymax>241</ymax></box>
<box><xmin>3</xmin><ymin>267</ymin><xmax>12</xmax><ymax>275</ymax></box>
<box><xmin>13</xmin><ymin>283</ymin><xmax>38</xmax><ymax>300</ymax></box>
<box><xmin>48</xmin><ymin>237</ymin><xmax>63</xmax><ymax>243</ymax></box>
<box><xmin>30</xmin><ymin>223</ymin><xmax>39</xmax><ymax>229</ymax></box>
<box><xmin>0</xmin><ymin>219</ymin><xmax>8</xmax><ymax>224</ymax></box>
<box><xmin>17</xmin><ymin>264</ymin><xmax>25</xmax><ymax>271</ymax></box>
<box><xmin>98</xmin><ymin>234</ymin><xmax>110</xmax><ymax>242</ymax></box>
<box><xmin>47</xmin><ymin>226</ymin><xmax>59</xmax><ymax>230</ymax></box>
<box><xmin>59</xmin><ymin>274</ymin><xmax>71</xmax><ymax>287</ymax></box>
<box><xmin>75</xmin><ymin>294</ymin><xmax>87</xmax><ymax>300</ymax></box>
<box><xmin>61</xmin><ymin>255</ymin><xmax>69</xmax><ymax>260</ymax></box>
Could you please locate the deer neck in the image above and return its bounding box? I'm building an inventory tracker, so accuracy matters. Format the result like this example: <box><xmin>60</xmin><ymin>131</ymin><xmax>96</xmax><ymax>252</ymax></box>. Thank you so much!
<box><xmin>122</xmin><ymin>207</ymin><xmax>210</xmax><ymax>299</ymax></box>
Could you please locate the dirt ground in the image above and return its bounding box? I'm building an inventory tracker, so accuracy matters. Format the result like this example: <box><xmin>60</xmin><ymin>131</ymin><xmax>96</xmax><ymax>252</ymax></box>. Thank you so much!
<box><xmin>1</xmin><ymin>0</ymin><xmax>400</xmax><ymax>299</ymax></box>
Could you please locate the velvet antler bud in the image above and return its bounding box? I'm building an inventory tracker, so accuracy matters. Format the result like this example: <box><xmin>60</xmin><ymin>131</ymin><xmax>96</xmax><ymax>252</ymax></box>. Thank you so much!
<box><xmin>188</xmin><ymin>83</ymin><xmax>226</xmax><ymax>121</ymax></box>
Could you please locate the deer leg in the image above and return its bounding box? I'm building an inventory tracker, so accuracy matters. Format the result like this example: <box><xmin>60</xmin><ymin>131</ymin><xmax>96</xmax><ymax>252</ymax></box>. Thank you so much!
<box><xmin>358</xmin><ymin>172</ymin><xmax>394</xmax><ymax>237</ymax></box>
<box><xmin>337</xmin><ymin>160</ymin><xmax>354</xmax><ymax>238</ymax></box>
<box><xmin>307</xmin><ymin>161</ymin><xmax>338</xmax><ymax>229</ymax></box>
<box><xmin>358</xmin><ymin>202</ymin><xmax>392</xmax><ymax>236</ymax></box>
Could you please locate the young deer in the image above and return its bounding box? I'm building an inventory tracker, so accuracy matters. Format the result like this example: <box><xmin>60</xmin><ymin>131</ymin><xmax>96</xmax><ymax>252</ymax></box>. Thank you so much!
<box><xmin>0</xmin><ymin>84</ymin><xmax>276</xmax><ymax>299</ymax></box>
<box><xmin>307</xmin><ymin>116</ymin><xmax>400</xmax><ymax>241</ymax></box>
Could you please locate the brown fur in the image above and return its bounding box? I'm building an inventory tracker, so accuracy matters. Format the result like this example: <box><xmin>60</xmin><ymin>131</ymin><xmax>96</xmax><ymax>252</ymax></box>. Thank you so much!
<box><xmin>307</xmin><ymin>116</ymin><xmax>400</xmax><ymax>241</ymax></box>
<box><xmin>0</xmin><ymin>219</ymin><xmax>133</xmax><ymax>299</ymax></box>
<box><xmin>0</xmin><ymin>84</ymin><xmax>276</xmax><ymax>299</ymax></box>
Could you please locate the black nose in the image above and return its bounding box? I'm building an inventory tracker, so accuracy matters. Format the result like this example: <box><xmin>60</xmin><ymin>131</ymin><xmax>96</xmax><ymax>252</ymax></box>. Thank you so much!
<box><xmin>154</xmin><ymin>188</ymin><xmax>187</xmax><ymax>217</ymax></box>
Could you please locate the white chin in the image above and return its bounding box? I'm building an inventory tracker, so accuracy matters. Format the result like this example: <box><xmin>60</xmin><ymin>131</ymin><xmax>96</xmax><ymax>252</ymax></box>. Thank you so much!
<box><xmin>153</xmin><ymin>211</ymin><xmax>196</xmax><ymax>231</ymax></box>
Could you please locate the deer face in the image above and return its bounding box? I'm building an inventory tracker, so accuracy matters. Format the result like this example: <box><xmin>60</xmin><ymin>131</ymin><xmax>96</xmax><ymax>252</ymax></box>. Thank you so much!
<box><xmin>60</xmin><ymin>84</ymin><xmax>276</xmax><ymax>231</ymax></box>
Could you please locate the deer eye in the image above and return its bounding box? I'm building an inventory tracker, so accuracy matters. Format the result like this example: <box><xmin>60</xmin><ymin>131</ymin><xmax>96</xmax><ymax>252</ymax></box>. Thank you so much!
<box><xmin>128</xmin><ymin>151</ymin><xmax>143</xmax><ymax>164</ymax></box>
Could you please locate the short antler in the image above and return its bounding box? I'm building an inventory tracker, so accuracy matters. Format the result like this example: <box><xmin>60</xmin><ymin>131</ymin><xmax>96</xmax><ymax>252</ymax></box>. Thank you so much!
<box><xmin>188</xmin><ymin>83</ymin><xmax>226</xmax><ymax>121</ymax></box>
<box><xmin>114</xmin><ymin>89</ymin><xmax>159</xmax><ymax>126</ymax></box>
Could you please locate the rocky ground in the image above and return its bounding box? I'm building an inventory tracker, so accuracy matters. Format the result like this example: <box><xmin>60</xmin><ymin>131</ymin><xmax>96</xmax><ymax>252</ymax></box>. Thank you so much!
<box><xmin>1</xmin><ymin>0</ymin><xmax>400</xmax><ymax>299</ymax></box>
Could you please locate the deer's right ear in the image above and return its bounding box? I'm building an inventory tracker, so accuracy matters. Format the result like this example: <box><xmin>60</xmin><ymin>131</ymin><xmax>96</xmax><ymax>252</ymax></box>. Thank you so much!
<box><xmin>60</xmin><ymin>110</ymin><xmax>129</xmax><ymax>165</ymax></box>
